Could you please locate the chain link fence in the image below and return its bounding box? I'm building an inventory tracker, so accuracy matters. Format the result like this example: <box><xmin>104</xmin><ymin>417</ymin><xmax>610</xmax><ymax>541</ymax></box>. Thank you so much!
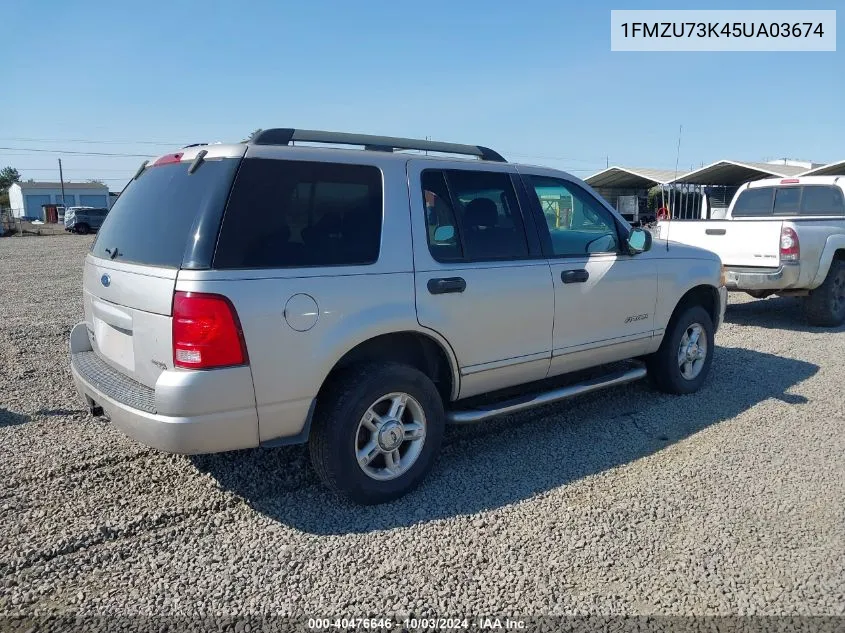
<box><xmin>1</xmin><ymin>208</ymin><xmax>68</xmax><ymax>236</ymax></box>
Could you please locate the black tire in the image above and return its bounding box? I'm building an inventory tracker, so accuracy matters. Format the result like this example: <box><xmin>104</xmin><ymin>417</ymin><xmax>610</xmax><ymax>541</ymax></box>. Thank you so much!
<box><xmin>646</xmin><ymin>305</ymin><xmax>714</xmax><ymax>395</ymax></box>
<box><xmin>746</xmin><ymin>290</ymin><xmax>772</xmax><ymax>300</ymax></box>
<box><xmin>804</xmin><ymin>259</ymin><xmax>845</xmax><ymax>327</ymax></box>
<box><xmin>76</xmin><ymin>223</ymin><xmax>90</xmax><ymax>235</ymax></box>
<box><xmin>309</xmin><ymin>362</ymin><xmax>445</xmax><ymax>505</ymax></box>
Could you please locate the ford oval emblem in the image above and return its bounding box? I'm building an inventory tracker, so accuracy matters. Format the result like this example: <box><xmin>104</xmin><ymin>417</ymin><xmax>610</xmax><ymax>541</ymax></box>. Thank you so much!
<box><xmin>101</xmin><ymin>273</ymin><xmax>111</xmax><ymax>287</ymax></box>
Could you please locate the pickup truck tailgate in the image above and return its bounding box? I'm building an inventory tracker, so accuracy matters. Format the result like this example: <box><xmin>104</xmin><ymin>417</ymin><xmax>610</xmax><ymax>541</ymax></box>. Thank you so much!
<box><xmin>657</xmin><ymin>220</ymin><xmax>783</xmax><ymax>268</ymax></box>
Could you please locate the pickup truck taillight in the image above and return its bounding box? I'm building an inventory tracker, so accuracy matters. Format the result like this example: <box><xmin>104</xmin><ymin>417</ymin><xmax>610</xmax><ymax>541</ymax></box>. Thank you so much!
<box><xmin>172</xmin><ymin>291</ymin><xmax>249</xmax><ymax>369</ymax></box>
<box><xmin>780</xmin><ymin>227</ymin><xmax>800</xmax><ymax>263</ymax></box>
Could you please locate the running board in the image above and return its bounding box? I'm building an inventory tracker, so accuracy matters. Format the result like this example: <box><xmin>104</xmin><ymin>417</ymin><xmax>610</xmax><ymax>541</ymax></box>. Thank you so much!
<box><xmin>446</xmin><ymin>365</ymin><xmax>648</xmax><ymax>425</ymax></box>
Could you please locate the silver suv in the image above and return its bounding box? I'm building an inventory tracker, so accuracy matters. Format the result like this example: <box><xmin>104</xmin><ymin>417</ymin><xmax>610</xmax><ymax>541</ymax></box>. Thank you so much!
<box><xmin>70</xmin><ymin>129</ymin><xmax>727</xmax><ymax>504</ymax></box>
<box><xmin>64</xmin><ymin>206</ymin><xmax>109</xmax><ymax>234</ymax></box>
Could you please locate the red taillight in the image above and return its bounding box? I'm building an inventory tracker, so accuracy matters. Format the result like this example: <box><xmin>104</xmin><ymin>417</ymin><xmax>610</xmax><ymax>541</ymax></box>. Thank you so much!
<box><xmin>780</xmin><ymin>227</ymin><xmax>800</xmax><ymax>262</ymax></box>
<box><xmin>172</xmin><ymin>292</ymin><xmax>248</xmax><ymax>369</ymax></box>
<box><xmin>780</xmin><ymin>179</ymin><xmax>800</xmax><ymax>184</ymax></box>
<box><xmin>153</xmin><ymin>153</ymin><xmax>184</xmax><ymax>167</ymax></box>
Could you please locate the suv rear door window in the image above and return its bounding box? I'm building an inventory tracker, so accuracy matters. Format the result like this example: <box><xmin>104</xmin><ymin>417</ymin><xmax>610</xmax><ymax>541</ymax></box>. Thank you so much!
<box><xmin>214</xmin><ymin>159</ymin><xmax>383</xmax><ymax>269</ymax></box>
<box><xmin>731</xmin><ymin>187</ymin><xmax>775</xmax><ymax>217</ymax></box>
<box><xmin>421</xmin><ymin>169</ymin><xmax>529</xmax><ymax>262</ymax></box>
<box><xmin>92</xmin><ymin>158</ymin><xmax>241</xmax><ymax>268</ymax></box>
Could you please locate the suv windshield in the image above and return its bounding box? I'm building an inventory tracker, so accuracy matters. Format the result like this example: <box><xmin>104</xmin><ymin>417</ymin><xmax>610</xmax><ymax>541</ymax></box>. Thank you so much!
<box><xmin>92</xmin><ymin>158</ymin><xmax>240</xmax><ymax>268</ymax></box>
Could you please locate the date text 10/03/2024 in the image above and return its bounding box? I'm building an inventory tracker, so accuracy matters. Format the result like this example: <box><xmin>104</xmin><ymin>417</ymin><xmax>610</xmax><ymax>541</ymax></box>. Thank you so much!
<box><xmin>307</xmin><ymin>617</ymin><xmax>527</xmax><ymax>630</ymax></box>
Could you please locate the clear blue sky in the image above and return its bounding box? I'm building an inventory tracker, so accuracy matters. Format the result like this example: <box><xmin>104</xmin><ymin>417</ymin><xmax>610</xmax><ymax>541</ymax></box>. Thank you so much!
<box><xmin>2</xmin><ymin>0</ymin><xmax>842</xmax><ymax>190</ymax></box>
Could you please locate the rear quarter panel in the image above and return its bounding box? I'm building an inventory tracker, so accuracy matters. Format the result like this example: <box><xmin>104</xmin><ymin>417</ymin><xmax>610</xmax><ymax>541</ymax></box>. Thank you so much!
<box><xmin>176</xmin><ymin>155</ymin><xmax>459</xmax><ymax>443</ymax></box>
<box><xmin>795</xmin><ymin>221</ymin><xmax>845</xmax><ymax>288</ymax></box>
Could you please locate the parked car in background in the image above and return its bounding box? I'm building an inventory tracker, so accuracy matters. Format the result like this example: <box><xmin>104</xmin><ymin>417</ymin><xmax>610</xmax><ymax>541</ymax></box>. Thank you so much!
<box><xmin>69</xmin><ymin>129</ymin><xmax>727</xmax><ymax>504</ymax></box>
<box><xmin>655</xmin><ymin>176</ymin><xmax>845</xmax><ymax>326</ymax></box>
<box><xmin>64</xmin><ymin>206</ymin><xmax>110</xmax><ymax>234</ymax></box>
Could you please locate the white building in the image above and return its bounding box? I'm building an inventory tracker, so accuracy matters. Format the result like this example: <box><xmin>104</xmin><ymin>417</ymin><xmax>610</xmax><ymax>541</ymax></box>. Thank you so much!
<box><xmin>7</xmin><ymin>181</ymin><xmax>110</xmax><ymax>219</ymax></box>
<box><xmin>765</xmin><ymin>158</ymin><xmax>826</xmax><ymax>170</ymax></box>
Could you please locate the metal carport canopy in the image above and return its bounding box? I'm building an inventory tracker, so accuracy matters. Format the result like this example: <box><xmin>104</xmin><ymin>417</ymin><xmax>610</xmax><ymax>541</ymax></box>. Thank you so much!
<box><xmin>585</xmin><ymin>166</ymin><xmax>679</xmax><ymax>188</ymax></box>
<box><xmin>676</xmin><ymin>160</ymin><xmax>805</xmax><ymax>185</ymax></box>
<box><xmin>798</xmin><ymin>159</ymin><xmax>845</xmax><ymax>177</ymax></box>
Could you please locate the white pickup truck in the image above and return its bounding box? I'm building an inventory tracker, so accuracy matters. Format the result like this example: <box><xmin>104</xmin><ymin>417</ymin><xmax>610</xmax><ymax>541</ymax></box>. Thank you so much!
<box><xmin>655</xmin><ymin>176</ymin><xmax>845</xmax><ymax>326</ymax></box>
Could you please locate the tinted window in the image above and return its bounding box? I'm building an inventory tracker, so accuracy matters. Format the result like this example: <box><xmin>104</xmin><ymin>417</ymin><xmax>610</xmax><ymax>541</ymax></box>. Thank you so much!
<box><xmin>214</xmin><ymin>159</ymin><xmax>382</xmax><ymax>269</ymax></box>
<box><xmin>800</xmin><ymin>186</ymin><xmax>845</xmax><ymax>216</ymax></box>
<box><xmin>92</xmin><ymin>158</ymin><xmax>240</xmax><ymax>267</ymax></box>
<box><xmin>527</xmin><ymin>176</ymin><xmax>619</xmax><ymax>256</ymax></box>
<box><xmin>773</xmin><ymin>187</ymin><xmax>801</xmax><ymax>215</ymax></box>
<box><xmin>421</xmin><ymin>169</ymin><xmax>528</xmax><ymax>261</ymax></box>
<box><xmin>421</xmin><ymin>170</ymin><xmax>463</xmax><ymax>261</ymax></box>
<box><xmin>731</xmin><ymin>187</ymin><xmax>774</xmax><ymax>217</ymax></box>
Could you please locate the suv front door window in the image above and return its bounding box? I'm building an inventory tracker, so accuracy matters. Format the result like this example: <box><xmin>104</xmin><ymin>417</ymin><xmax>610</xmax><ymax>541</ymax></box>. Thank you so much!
<box><xmin>531</xmin><ymin>176</ymin><xmax>620</xmax><ymax>257</ymax></box>
<box><xmin>523</xmin><ymin>174</ymin><xmax>658</xmax><ymax>373</ymax></box>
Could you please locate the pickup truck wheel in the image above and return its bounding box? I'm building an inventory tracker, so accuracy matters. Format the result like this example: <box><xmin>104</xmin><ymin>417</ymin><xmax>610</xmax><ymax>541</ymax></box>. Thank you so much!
<box><xmin>309</xmin><ymin>362</ymin><xmax>445</xmax><ymax>505</ymax></box>
<box><xmin>75</xmin><ymin>223</ymin><xmax>90</xmax><ymax>235</ymax></box>
<box><xmin>804</xmin><ymin>260</ymin><xmax>845</xmax><ymax>327</ymax></box>
<box><xmin>647</xmin><ymin>305</ymin><xmax>714</xmax><ymax>395</ymax></box>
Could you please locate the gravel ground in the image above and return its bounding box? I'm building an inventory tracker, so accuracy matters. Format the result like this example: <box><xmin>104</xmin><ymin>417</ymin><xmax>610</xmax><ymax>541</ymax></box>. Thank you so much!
<box><xmin>1</xmin><ymin>234</ymin><xmax>843</xmax><ymax>620</ymax></box>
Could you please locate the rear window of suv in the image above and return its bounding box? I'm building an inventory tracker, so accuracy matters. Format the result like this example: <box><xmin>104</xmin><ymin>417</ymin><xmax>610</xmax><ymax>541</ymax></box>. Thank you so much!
<box><xmin>733</xmin><ymin>185</ymin><xmax>845</xmax><ymax>217</ymax></box>
<box><xmin>213</xmin><ymin>159</ymin><xmax>383</xmax><ymax>269</ymax></box>
<box><xmin>92</xmin><ymin>158</ymin><xmax>241</xmax><ymax>268</ymax></box>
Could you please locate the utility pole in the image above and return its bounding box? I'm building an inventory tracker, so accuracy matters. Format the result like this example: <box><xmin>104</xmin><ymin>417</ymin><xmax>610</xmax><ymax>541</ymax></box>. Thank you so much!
<box><xmin>58</xmin><ymin>158</ymin><xmax>66</xmax><ymax>208</ymax></box>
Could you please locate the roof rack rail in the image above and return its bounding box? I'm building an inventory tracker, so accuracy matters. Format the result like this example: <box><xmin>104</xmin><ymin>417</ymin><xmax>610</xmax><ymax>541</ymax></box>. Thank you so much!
<box><xmin>248</xmin><ymin>128</ymin><xmax>506</xmax><ymax>162</ymax></box>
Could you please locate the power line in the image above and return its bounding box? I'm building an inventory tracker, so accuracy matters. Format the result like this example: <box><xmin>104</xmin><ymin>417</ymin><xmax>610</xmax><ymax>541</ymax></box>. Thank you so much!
<box><xmin>1</xmin><ymin>139</ymin><xmax>608</xmax><ymax>165</ymax></box>
<box><xmin>0</xmin><ymin>137</ymin><xmax>613</xmax><ymax>163</ymax></box>
<box><xmin>4</xmin><ymin>145</ymin><xmax>605</xmax><ymax>175</ymax></box>
<box><xmin>0</xmin><ymin>136</ymin><xmax>181</xmax><ymax>146</ymax></box>
<box><xmin>498</xmin><ymin>151</ymin><xmax>607</xmax><ymax>163</ymax></box>
<box><xmin>16</xmin><ymin>167</ymin><xmax>135</xmax><ymax>172</ymax></box>
<box><xmin>0</xmin><ymin>146</ymin><xmax>154</xmax><ymax>158</ymax></box>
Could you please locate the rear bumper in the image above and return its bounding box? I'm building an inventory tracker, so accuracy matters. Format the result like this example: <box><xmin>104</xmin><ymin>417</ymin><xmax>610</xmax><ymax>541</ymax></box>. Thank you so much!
<box><xmin>69</xmin><ymin>322</ymin><xmax>260</xmax><ymax>454</ymax></box>
<box><xmin>724</xmin><ymin>263</ymin><xmax>801</xmax><ymax>291</ymax></box>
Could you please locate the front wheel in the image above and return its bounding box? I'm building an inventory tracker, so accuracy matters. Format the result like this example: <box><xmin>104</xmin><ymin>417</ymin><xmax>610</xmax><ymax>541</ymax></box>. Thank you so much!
<box><xmin>75</xmin><ymin>223</ymin><xmax>90</xmax><ymax>235</ymax></box>
<box><xmin>804</xmin><ymin>260</ymin><xmax>845</xmax><ymax>327</ymax></box>
<box><xmin>309</xmin><ymin>362</ymin><xmax>445</xmax><ymax>504</ymax></box>
<box><xmin>647</xmin><ymin>305</ymin><xmax>715</xmax><ymax>395</ymax></box>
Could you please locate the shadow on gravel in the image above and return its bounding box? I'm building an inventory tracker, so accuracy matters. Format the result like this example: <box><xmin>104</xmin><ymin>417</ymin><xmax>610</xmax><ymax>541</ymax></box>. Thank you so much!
<box><xmin>725</xmin><ymin>296</ymin><xmax>845</xmax><ymax>333</ymax></box>
<box><xmin>193</xmin><ymin>346</ymin><xmax>817</xmax><ymax>535</ymax></box>
<box><xmin>0</xmin><ymin>408</ymin><xmax>31</xmax><ymax>427</ymax></box>
<box><xmin>35</xmin><ymin>407</ymin><xmax>87</xmax><ymax>417</ymax></box>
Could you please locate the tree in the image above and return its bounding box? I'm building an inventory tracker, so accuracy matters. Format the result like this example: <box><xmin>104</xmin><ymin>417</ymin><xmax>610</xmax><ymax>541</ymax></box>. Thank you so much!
<box><xmin>0</xmin><ymin>166</ymin><xmax>21</xmax><ymax>193</ymax></box>
<box><xmin>243</xmin><ymin>128</ymin><xmax>262</xmax><ymax>143</ymax></box>
<box><xmin>0</xmin><ymin>167</ymin><xmax>20</xmax><ymax>209</ymax></box>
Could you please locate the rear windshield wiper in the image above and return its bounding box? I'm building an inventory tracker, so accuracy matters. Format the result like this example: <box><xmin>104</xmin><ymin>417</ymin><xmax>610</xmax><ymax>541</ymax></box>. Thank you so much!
<box><xmin>132</xmin><ymin>160</ymin><xmax>148</xmax><ymax>181</ymax></box>
<box><xmin>188</xmin><ymin>149</ymin><xmax>208</xmax><ymax>174</ymax></box>
<box><xmin>104</xmin><ymin>247</ymin><xmax>120</xmax><ymax>260</ymax></box>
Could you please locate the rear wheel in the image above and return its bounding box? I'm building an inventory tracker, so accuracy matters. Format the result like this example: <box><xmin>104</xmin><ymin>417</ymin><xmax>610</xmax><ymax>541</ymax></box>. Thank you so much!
<box><xmin>804</xmin><ymin>259</ymin><xmax>845</xmax><ymax>327</ymax></box>
<box><xmin>647</xmin><ymin>305</ymin><xmax>714</xmax><ymax>395</ymax></box>
<box><xmin>309</xmin><ymin>362</ymin><xmax>445</xmax><ymax>504</ymax></box>
<box><xmin>75</xmin><ymin>223</ymin><xmax>90</xmax><ymax>235</ymax></box>
<box><xmin>746</xmin><ymin>290</ymin><xmax>772</xmax><ymax>300</ymax></box>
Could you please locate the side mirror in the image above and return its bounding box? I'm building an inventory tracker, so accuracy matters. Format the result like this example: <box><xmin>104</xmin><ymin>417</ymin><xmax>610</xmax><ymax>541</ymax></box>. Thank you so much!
<box><xmin>627</xmin><ymin>227</ymin><xmax>652</xmax><ymax>255</ymax></box>
<box><xmin>433</xmin><ymin>225</ymin><xmax>455</xmax><ymax>242</ymax></box>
